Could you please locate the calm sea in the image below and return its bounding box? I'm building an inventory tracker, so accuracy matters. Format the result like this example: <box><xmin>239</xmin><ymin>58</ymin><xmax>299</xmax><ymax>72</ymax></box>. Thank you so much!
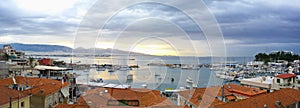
<box><xmin>62</xmin><ymin>55</ymin><xmax>250</xmax><ymax>91</ymax></box>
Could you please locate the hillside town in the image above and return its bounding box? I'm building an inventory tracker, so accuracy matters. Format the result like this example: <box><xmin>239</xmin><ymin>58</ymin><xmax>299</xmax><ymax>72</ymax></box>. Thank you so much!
<box><xmin>0</xmin><ymin>44</ymin><xmax>300</xmax><ymax>108</ymax></box>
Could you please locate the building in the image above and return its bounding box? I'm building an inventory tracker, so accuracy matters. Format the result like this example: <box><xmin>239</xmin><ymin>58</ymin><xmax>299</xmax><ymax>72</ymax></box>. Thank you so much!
<box><xmin>0</xmin><ymin>76</ymin><xmax>70</xmax><ymax>108</ymax></box>
<box><xmin>38</xmin><ymin>58</ymin><xmax>54</xmax><ymax>66</ymax></box>
<box><xmin>69</xmin><ymin>87</ymin><xmax>180</xmax><ymax>108</ymax></box>
<box><xmin>240</xmin><ymin>76</ymin><xmax>274</xmax><ymax>90</ymax></box>
<box><xmin>3</xmin><ymin>45</ymin><xmax>16</xmax><ymax>58</ymax></box>
<box><xmin>213</xmin><ymin>88</ymin><xmax>300</xmax><ymax>108</ymax></box>
<box><xmin>223</xmin><ymin>84</ymin><xmax>266</xmax><ymax>99</ymax></box>
<box><xmin>241</xmin><ymin>74</ymin><xmax>299</xmax><ymax>90</ymax></box>
<box><xmin>274</xmin><ymin>73</ymin><xmax>297</xmax><ymax>86</ymax></box>
<box><xmin>0</xmin><ymin>86</ymin><xmax>31</xmax><ymax>108</ymax></box>
<box><xmin>177</xmin><ymin>87</ymin><xmax>225</xmax><ymax>108</ymax></box>
<box><xmin>2</xmin><ymin>45</ymin><xmax>25</xmax><ymax>59</ymax></box>
<box><xmin>0</xmin><ymin>61</ymin><xmax>9</xmax><ymax>79</ymax></box>
<box><xmin>176</xmin><ymin>84</ymin><xmax>266</xmax><ymax>108</ymax></box>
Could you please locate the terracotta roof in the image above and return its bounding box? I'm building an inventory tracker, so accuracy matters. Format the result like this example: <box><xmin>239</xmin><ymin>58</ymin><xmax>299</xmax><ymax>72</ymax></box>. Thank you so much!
<box><xmin>0</xmin><ymin>76</ymin><xmax>70</xmax><ymax>96</ymax></box>
<box><xmin>0</xmin><ymin>86</ymin><xmax>30</xmax><ymax>106</ymax></box>
<box><xmin>225</xmin><ymin>95</ymin><xmax>236</xmax><ymax>101</ymax></box>
<box><xmin>178</xmin><ymin>86</ymin><xmax>226</xmax><ymax>107</ymax></box>
<box><xmin>213</xmin><ymin>88</ymin><xmax>300</xmax><ymax>108</ymax></box>
<box><xmin>78</xmin><ymin>88</ymin><xmax>175</xmax><ymax>107</ymax></box>
<box><xmin>276</xmin><ymin>73</ymin><xmax>296</xmax><ymax>79</ymax></box>
<box><xmin>178</xmin><ymin>84</ymin><xmax>266</xmax><ymax>107</ymax></box>
<box><xmin>224</xmin><ymin>84</ymin><xmax>266</xmax><ymax>97</ymax></box>
<box><xmin>54</xmin><ymin>97</ymin><xmax>90</xmax><ymax>108</ymax></box>
<box><xmin>55</xmin><ymin>104</ymin><xmax>89</xmax><ymax>108</ymax></box>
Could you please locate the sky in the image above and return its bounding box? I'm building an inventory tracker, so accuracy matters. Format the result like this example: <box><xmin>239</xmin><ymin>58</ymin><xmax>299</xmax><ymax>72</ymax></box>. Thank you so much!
<box><xmin>0</xmin><ymin>0</ymin><xmax>300</xmax><ymax>57</ymax></box>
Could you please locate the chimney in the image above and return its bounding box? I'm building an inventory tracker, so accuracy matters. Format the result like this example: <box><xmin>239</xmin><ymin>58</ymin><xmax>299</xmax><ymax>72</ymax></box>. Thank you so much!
<box><xmin>99</xmin><ymin>92</ymin><xmax>103</xmax><ymax>96</ymax></box>
<box><xmin>275</xmin><ymin>100</ymin><xmax>281</xmax><ymax>107</ymax></box>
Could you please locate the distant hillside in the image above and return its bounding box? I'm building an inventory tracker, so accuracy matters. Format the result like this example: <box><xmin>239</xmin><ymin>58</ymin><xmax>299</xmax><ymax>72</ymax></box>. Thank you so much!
<box><xmin>255</xmin><ymin>51</ymin><xmax>300</xmax><ymax>63</ymax></box>
<box><xmin>0</xmin><ymin>43</ymin><xmax>72</xmax><ymax>52</ymax></box>
<box><xmin>0</xmin><ymin>43</ymin><xmax>149</xmax><ymax>56</ymax></box>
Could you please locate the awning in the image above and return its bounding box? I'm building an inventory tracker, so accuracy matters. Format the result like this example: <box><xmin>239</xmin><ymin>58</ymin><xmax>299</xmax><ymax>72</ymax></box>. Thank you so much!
<box><xmin>60</xmin><ymin>87</ymin><xmax>70</xmax><ymax>98</ymax></box>
<box><xmin>35</xmin><ymin>65</ymin><xmax>68</xmax><ymax>71</ymax></box>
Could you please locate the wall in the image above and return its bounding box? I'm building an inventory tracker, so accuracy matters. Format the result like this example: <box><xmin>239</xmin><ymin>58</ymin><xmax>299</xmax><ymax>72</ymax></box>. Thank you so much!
<box><xmin>30</xmin><ymin>95</ymin><xmax>45</xmax><ymax>108</ymax></box>
<box><xmin>0</xmin><ymin>62</ymin><xmax>9</xmax><ymax>79</ymax></box>
<box><xmin>0</xmin><ymin>96</ymin><xmax>30</xmax><ymax>108</ymax></box>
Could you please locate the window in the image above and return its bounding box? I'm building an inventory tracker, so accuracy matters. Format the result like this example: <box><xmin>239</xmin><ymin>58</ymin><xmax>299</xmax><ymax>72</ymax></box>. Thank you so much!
<box><xmin>127</xmin><ymin>100</ymin><xmax>139</xmax><ymax>106</ymax></box>
<box><xmin>48</xmin><ymin>95</ymin><xmax>53</xmax><ymax>107</ymax></box>
<box><xmin>288</xmin><ymin>78</ymin><xmax>291</xmax><ymax>82</ymax></box>
<box><xmin>54</xmin><ymin>93</ymin><xmax>58</xmax><ymax>105</ymax></box>
<box><xmin>20</xmin><ymin>101</ymin><xmax>24</xmax><ymax>108</ymax></box>
<box><xmin>277</xmin><ymin>79</ymin><xmax>280</xmax><ymax>83</ymax></box>
<box><xmin>107</xmin><ymin>100</ymin><xmax>119</xmax><ymax>106</ymax></box>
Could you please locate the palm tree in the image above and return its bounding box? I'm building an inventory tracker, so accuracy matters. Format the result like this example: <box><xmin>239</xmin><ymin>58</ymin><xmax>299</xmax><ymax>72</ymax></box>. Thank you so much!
<box><xmin>28</xmin><ymin>57</ymin><xmax>37</xmax><ymax>68</ymax></box>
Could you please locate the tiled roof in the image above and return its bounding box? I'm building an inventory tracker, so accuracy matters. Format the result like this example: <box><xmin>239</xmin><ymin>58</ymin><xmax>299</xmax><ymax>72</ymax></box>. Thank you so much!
<box><xmin>78</xmin><ymin>88</ymin><xmax>175</xmax><ymax>107</ymax></box>
<box><xmin>0</xmin><ymin>76</ymin><xmax>70</xmax><ymax>96</ymax></box>
<box><xmin>178</xmin><ymin>84</ymin><xmax>266</xmax><ymax>107</ymax></box>
<box><xmin>225</xmin><ymin>95</ymin><xmax>236</xmax><ymax>101</ymax></box>
<box><xmin>55</xmin><ymin>104</ymin><xmax>89</xmax><ymax>108</ymax></box>
<box><xmin>213</xmin><ymin>88</ymin><xmax>300</xmax><ymax>108</ymax></box>
<box><xmin>0</xmin><ymin>86</ymin><xmax>30</xmax><ymax>106</ymax></box>
<box><xmin>276</xmin><ymin>73</ymin><xmax>296</xmax><ymax>79</ymax></box>
<box><xmin>224</xmin><ymin>84</ymin><xmax>266</xmax><ymax>97</ymax></box>
<box><xmin>178</xmin><ymin>86</ymin><xmax>226</xmax><ymax>108</ymax></box>
<box><xmin>55</xmin><ymin>97</ymin><xmax>89</xmax><ymax>108</ymax></box>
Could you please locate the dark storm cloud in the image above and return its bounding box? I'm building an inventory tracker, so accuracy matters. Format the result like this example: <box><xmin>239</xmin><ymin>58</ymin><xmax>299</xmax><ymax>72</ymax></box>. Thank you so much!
<box><xmin>101</xmin><ymin>2</ymin><xmax>203</xmax><ymax>38</ymax></box>
<box><xmin>204</xmin><ymin>0</ymin><xmax>300</xmax><ymax>43</ymax></box>
<box><xmin>1</xmin><ymin>0</ymin><xmax>299</xmax><ymax>56</ymax></box>
<box><xmin>0</xmin><ymin>0</ymin><xmax>84</xmax><ymax>37</ymax></box>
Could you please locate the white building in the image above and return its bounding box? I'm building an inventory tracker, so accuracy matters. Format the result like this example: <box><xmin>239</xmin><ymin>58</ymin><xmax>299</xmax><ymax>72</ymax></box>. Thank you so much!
<box><xmin>2</xmin><ymin>45</ymin><xmax>25</xmax><ymax>58</ymax></box>
<box><xmin>274</xmin><ymin>73</ymin><xmax>297</xmax><ymax>86</ymax></box>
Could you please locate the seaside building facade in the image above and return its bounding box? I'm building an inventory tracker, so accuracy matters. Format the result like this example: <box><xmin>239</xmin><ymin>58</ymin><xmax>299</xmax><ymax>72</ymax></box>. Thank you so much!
<box><xmin>0</xmin><ymin>76</ymin><xmax>70</xmax><ymax>108</ymax></box>
<box><xmin>2</xmin><ymin>45</ymin><xmax>25</xmax><ymax>59</ymax></box>
<box><xmin>38</xmin><ymin>58</ymin><xmax>54</xmax><ymax>66</ymax></box>
<box><xmin>274</xmin><ymin>73</ymin><xmax>297</xmax><ymax>86</ymax></box>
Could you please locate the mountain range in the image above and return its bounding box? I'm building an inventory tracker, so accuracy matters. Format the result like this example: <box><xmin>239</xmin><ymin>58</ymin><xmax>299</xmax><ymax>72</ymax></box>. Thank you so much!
<box><xmin>0</xmin><ymin>43</ymin><xmax>147</xmax><ymax>56</ymax></box>
<box><xmin>0</xmin><ymin>43</ymin><xmax>72</xmax><ymax>52</ymax></box>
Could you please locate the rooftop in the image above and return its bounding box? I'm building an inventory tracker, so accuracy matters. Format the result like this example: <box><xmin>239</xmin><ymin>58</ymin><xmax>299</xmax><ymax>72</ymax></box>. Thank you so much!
<box><xmin>0</xmin><ymin>76</ymin><xmax>70</xmax><ymax>96</ymax></box>
<box><xmin>276</xmin><ymin>73</ymin><xmax>297</xmax><ymax>79</ymax></box>
<box><xmin>213</xmin><ymin>88</ymin><xmax>300</xmax><ymax>108</ymax></box>
<box><xmin>177</xmin><ymin>84</ymin><xmax>266</xmax><ymax>107</ymax></box>
<box><xmin>178</xmin><ymin>86</ymin><xmax>226</xmax><ymax>107</ymax></box>
<box><xmin>224</xmin><ymin>84</ymin><xmax>266</xmax><ymax>97</ymax></box>
<box><xmin>241</xmin><ymin>76</ymin><xmax>274</xmax><ymax>84</ymax></box>
<box><xmin>0</xmin><ymin>86</ymin><xmax>30</xmax><ymax>106</ymax></box>
<box><xmin>77</xmin><ymin>87</ymin><xmax>176</xmax><ymax>107</ymax></box>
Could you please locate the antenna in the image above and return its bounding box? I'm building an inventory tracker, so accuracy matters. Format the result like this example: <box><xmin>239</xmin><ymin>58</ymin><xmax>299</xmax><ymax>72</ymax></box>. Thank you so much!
<box><xmin>12</xmin><ymin>76</ymin><xmax>17</xmax><ymax>85</ymax></box>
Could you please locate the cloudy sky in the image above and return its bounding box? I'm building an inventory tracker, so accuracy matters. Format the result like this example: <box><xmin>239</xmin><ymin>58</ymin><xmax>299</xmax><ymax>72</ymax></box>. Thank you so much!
<box><xmin>0</xmin><ymin>0</ymin><xmax>299</xmax><ymax>57</ymax></box>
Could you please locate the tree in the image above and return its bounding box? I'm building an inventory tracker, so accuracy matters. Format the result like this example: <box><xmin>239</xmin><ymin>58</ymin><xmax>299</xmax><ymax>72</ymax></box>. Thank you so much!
<box><xmin>254</xmin><ymin>51</ymin><xmax>300</xmax><ymax>64</ymax></box>
<box><xmin>0</xmin><ymin>53</ymin><xmax>10</xmax><ymax>61</ymax></box>
<box><xmin>28</xmin><ymin>57</ymin><xmax>37</xmax><ymax>68</ymax></box>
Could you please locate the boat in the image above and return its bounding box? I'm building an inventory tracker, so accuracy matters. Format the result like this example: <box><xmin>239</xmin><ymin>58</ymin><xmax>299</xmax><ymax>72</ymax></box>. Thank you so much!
<box><xmin>127</xmin><ymin>74</ymin><xmax>133</xmax><ymax>80</ymax></box>
<box><xmin>142</xmin><ymin>84</ymin><xmax>147</xmax><ymax>88</ymax></box>
<box><xmin>129</xmin><ymin>65</ymin><xmax>139</xmax><ymax>68</ymax></box>
<box><xmin>186</xmin><ymin>77</ymin><xmax>194</xmax><ymax>84</ymax></box>
<box><xmin>97</xmin><ymin>68</ymin><xmax>105</xmax><ymax>71</ymax></box>
<box><xmin>119</xmin><ymin>66</ymin><xmax>129</xmax><ymax>71</ymax></box>
<box><xmin>108</xmin><ymin>69</ymin><xmax>114</xmax><ymax>72</ymax></box>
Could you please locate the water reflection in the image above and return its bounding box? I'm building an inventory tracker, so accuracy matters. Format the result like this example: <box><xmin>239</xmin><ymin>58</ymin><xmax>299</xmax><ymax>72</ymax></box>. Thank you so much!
<box><xmin>76</xmin><ymin>65</ymin><xmax>219</xmax><ymax>91</ymax></box>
